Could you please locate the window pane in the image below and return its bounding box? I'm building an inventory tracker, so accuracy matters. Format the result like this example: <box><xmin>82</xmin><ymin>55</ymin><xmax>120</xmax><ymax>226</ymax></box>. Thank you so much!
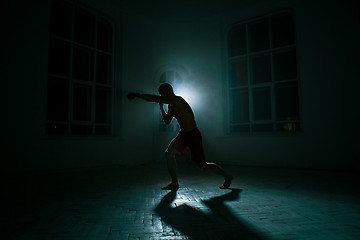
<box><xmin>167</xmin><ymin>71</ymin><xmax>175</xmax><ymax>82</ymax></box>
<box><xmin>70</xmin><ymin>125</ymin><xmax>92</xmax><ymax>135</ymax></box>
<box><xmin>250</xmin><ymin>54</ymin><xmax>271</xmax><ymax>84</ymax></box>
<box><xmin>97</xmin><ymin>17</ymin><xmax>112</xmax><ymax>52</ymax></box>
<box><xmin>175</xmin><ymin>72</ymin><xmax>182</xmax><ymax>83</ymax></box>
<box><xmin>253</xmin><ymin>124</ymin><xmax>273</xmax><ymax>132</ymax></box>
<box><xmin>277</xmin><ymin>122</ymin><xmax>300</xmax><ymax>132</ymax></box>
<box><xmin>229</xmin><ymin>25</ymin><xmax>246</xmax><ymax>57</ymax></box>
<box><xmin>275</xmin><ymin>83</ymin><xmax>299</xmax><ymax>121</ymax></box>
<box><xmin>249</xmin><ymin>19</ymin><xmax>269</xmax><ymax>52</ymax></box>
<box><xmin>230</xmin><ymin>60</ymin><xmax>248</xmax><ymax>87</ymax></box>
<box><xmin>253</xmin><ymin>87</ymin><xmax>271</xmax><ymax>120</ymax></box>
<box><xmin>160</xmin><ymin>71</ymin><xmax>182</xmax><ymax>85</ymax></box>
<box><xmin>96</xmin><ymin>53</ymin><xmax>112</xmax><ymax>84</ymax></box>
<box><xmin>74</xmin><ymin>8</ymin><xmax>95</xmax><ymax>46</ymax></box>
<box><xmin>73</xmin><ymin>46</ymin><xmax>94</xmax><ymax>81</ymax></box>
<box><xmin>95</xmin><ymin>126</ymin><xmax>111</xmax><ymax>135</ymax></box>
<box><xmin>96</xmin><ymin>86</ymin><xmax>111</xmax><ymax>123</ymax></box>
<box><xmin>50</xmin><ymin>1</ymin><xmax>72</xmax><ymax>39</ymax></box>
<box><xmin>48</xmin><ymin>38</ymin><xmax>70</xmax><ymax>76</ymax></box>
<box><xmin>274</xmin><ymin>50</ymin><xmax>297</xmax><ymax>81</ymax></box>
<box><xmin>230</xmin><ymin>124</ymin><xmax>250</xmax><ymax>133</ymax></box>
<box><xmin>160</xmin><ymin>72</ymin><xmax>166</xmax><ymax>83</ymax></box>
<box><xmin>46</xmin><ymin>123</ymin><xmax>68</xmax><ymax>135</ymax></box>
<box><xmin>73</xmin><ymin>84</ymin><xmax>92</xmax><ymax>121</ymax></box>
<box><xmin>230</xmin><ymin>89</ymin><xmax>249</xmax><ymax>123</ymax></box>
<box><xmin>271</xmin><ymin>12</ymin><xmax>295</xmax><ymax>48</ymax></box>
<box><xmin>46</xmin><ymin>77</ymin><xmax>69</xmax><ymax>121</ymax></box>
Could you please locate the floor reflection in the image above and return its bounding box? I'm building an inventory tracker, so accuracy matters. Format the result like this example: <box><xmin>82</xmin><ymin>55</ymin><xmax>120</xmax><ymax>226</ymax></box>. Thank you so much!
<box><xmin>155</xmin><ymin>189</ymin><xmax>270</xmax><ymax>240</ymax></box>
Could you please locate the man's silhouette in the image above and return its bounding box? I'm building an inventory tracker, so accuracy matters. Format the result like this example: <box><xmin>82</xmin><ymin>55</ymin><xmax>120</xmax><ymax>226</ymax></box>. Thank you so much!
<box><xmin>128</xmin><ymin>83</ymin><xmax>232</xmax><ymax>190</ymax></box>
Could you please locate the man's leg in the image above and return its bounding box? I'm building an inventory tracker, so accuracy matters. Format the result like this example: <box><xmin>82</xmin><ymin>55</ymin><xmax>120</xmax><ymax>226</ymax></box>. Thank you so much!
<box><xmin>162</xmin><ymin>147</ymin><xmax>179</xmax><ymax>190</ymax></box>
<box><xmin>198</xmin><ymin>162</ymin><xmax>233</xmax><ymax>189</ymax></box>
<box><xmin>188</xmin><ymin>131</ymin><xmax>233</xmax><ymax>189</ymax></box>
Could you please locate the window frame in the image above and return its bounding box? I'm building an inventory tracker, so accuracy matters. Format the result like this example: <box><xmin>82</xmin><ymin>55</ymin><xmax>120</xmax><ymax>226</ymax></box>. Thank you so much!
<box><xmin>225</xmin><ymin>9</ymin><xmax>301</xmax><ymax>135</ymax></box>
<box><xmin>45</xmin><ymin>0</ymin><xmax>116</xmax><ymax>137</ymax></box>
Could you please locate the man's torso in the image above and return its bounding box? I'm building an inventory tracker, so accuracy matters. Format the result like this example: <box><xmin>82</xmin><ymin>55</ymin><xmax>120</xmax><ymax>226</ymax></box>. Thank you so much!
<box><xmin>169</xmin><ymin>96</ymin><xmax>197</xmax><ymax>132</ymax></box>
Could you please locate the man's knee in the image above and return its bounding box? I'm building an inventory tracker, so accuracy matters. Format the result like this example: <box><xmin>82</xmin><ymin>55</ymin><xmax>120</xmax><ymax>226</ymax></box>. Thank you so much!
<box><xmin>165</xmin><ymin>147</ymin><xmax>177</xmax><ymax>159</ymax></box>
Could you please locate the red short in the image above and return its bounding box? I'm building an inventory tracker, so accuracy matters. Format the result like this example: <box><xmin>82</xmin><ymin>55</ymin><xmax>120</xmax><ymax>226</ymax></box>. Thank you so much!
<box><xmin>168</xmin><ymin>128</ymin><xmax>206</xmax><ymax>164</ymax></box>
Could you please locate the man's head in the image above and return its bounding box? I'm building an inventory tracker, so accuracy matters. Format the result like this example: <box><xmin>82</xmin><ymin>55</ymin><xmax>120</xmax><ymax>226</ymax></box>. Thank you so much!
<box><xmin>158</xmin><ymin>83</ymin><xmax>174</xmax><ymax>97</ymax></box>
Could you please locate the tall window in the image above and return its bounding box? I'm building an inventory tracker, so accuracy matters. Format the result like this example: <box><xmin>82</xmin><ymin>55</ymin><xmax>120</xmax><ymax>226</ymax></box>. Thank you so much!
<box><xmin>158</xmin><ymin>71</ymin><xmax>182</xmax><ymax>132</ymax></box>
<box><xmin>46</xmin><ymin>0</ymin><xmax>114</xmax><ymax>135</ymax></box>
<box><xmin>228</xmin><ymin>11</ymin><xmax>300</xmax><ymax>133</ymax></box>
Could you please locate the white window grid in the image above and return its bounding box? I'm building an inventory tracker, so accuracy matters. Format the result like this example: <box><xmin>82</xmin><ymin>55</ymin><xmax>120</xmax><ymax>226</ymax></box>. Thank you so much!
<box><xmin>227</xmin><ymin>10</ymin><xmax>300</xmax><ymax>134</ymax></box>
<box><xmin>46</xmin><ymin>0</ymin><xmax>114</xmax><ymax>136</ymax></box>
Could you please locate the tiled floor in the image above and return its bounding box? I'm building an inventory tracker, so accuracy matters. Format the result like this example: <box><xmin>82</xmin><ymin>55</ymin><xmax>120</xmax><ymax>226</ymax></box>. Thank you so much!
<box><xmin>3</xmin><ymin>161</ymin><xmax>360</xmax><ymax>240</ymax></box>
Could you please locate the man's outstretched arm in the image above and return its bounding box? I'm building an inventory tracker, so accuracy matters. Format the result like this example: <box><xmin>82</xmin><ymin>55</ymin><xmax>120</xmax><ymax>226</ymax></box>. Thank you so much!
<box><xmin>127</xmin><ymin>93</ymin><xmax>173</xmax><ymax>104</ymax></box>
<box><xmin>139</xmin><ymin>94</ymin><xmax>163</xmax><ymax>102</ymax></box>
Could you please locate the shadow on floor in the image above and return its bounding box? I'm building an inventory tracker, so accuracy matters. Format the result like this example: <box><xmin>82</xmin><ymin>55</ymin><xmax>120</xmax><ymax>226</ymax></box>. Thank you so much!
<box><xmin>155</xmin><ymin>189</ymin><xmax>270</xmax><ymax>240</ymax></box>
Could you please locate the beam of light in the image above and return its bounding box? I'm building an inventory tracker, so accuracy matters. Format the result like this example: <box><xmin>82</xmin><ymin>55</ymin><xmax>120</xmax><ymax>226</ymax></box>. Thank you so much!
<box><xmin>170</xmin><ymin>193</ymin><xmax>211</xmax><ymax>213</ymax></box>
<box><xmin>173</xmin><ymin>83</ymin><xmax>202</xmax><ymax>111</ymax></box>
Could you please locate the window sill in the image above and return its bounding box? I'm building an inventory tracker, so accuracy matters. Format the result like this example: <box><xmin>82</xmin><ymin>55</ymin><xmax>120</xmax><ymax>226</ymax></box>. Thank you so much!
<box><xmin>40</xmin><ymin>135</ymin><xmax>122</xmax><ymax>141</ymax></box>
<box><xmin>218</xmin><ymin>131</ymin><xmax>307</xmax><ymax>139</ymax></box>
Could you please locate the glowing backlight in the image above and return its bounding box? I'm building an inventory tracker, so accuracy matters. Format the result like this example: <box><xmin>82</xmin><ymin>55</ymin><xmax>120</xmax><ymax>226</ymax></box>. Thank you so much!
<box><xmin>174</xmin><ymin>84</ymin><xmax>200</xmax><ymax>110</ymax></box>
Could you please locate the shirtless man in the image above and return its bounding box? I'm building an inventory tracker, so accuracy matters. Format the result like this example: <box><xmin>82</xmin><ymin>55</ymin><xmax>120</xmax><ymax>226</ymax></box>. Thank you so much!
<box><xmin>128</xmin><ymin>83</ymin><xmax>233</xmax><ymax>190</ymax></box>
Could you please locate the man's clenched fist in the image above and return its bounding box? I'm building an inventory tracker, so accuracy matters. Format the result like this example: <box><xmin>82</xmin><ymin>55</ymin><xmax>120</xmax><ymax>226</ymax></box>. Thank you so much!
<box><xmin>127</xmin><ymin>92</ymin><xmax>140</xmax><ymax>100</ymax></box>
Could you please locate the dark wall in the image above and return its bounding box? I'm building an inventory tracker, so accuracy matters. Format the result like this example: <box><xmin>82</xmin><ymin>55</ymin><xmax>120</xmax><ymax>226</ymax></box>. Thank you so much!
<box><xmin>3</xmin><ymin>0</ymin><xmax>359</xmax><ymax>171</ymax></box>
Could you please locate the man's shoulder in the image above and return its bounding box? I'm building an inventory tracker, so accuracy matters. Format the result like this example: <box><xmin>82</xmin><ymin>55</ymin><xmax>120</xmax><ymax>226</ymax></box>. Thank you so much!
<box><xmin>175</xmin><ymin>96</ymin><xmax>189</xmax><ymax>107</ymax></box>
<box><xmin>168</xmin><ymin>96</ymin><xmax>183</xmax><ymax>103</ymax></box>
<box><xmin>173</xmin><ymin>96</ymin><xmax>185</xmax><ymax>101</ymax></box>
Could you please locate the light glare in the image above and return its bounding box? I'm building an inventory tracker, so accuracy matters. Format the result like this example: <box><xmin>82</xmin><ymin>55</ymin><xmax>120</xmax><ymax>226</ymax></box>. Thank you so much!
<box><xmin>174</xmin><ymin>84</ymin><xmax>200</xmax><ymax>110</ymax></box>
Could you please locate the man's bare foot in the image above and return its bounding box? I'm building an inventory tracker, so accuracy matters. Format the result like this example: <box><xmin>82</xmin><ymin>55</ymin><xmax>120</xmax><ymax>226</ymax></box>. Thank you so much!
<box><xmin>161</xmin><ymin>182</ymin><xmax>179</xmax><ymax>190</ymax></box>
<box><xmin>220</xmin><ymin>175</ymin><xmax>233</xmax><ymax>189</ymax></box>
